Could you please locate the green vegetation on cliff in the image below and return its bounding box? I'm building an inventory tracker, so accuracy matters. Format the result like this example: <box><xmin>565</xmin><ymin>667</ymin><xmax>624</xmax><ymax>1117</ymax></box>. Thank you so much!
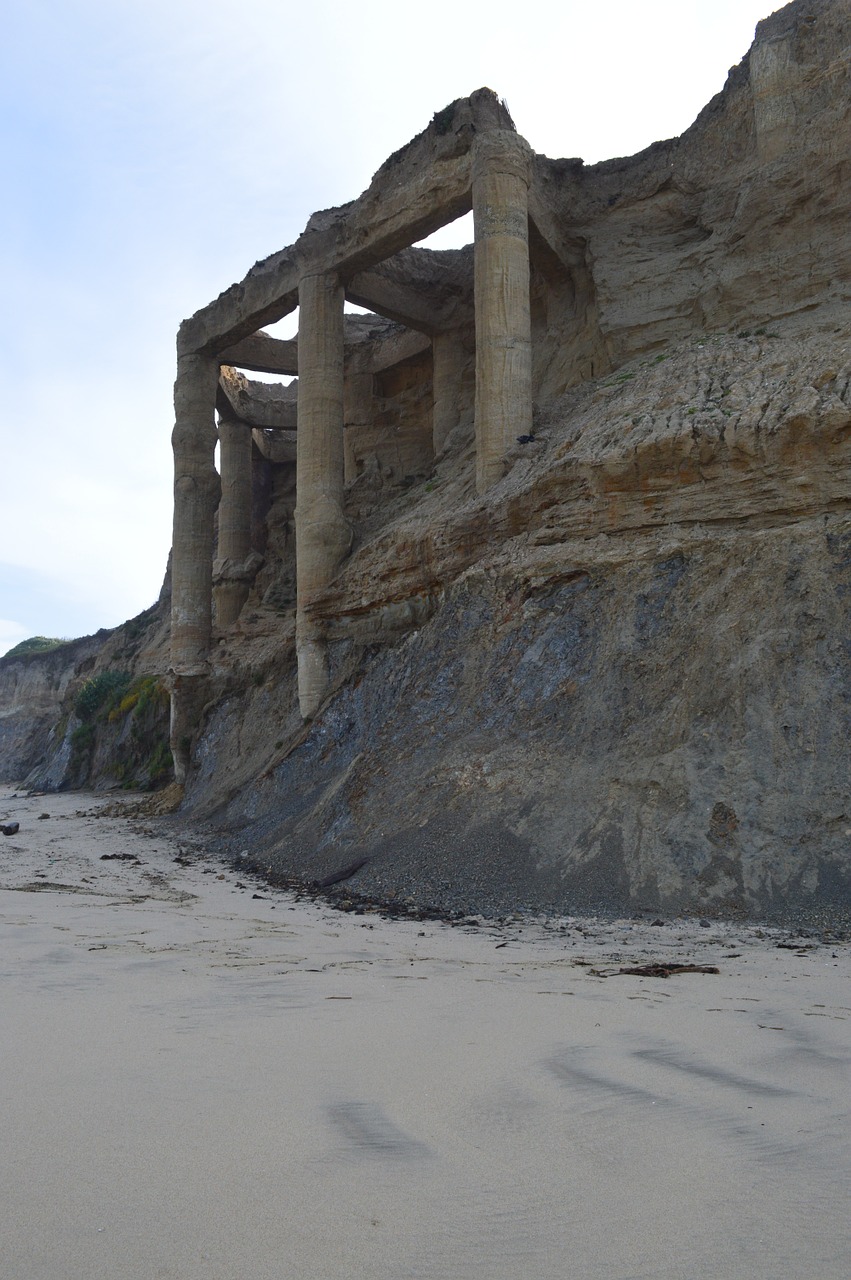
<box><xmin>69</xmin><ymin>673</ymin><xmax>172</xmax><ymax>790</ymax></box>
<box><xmin>4</xmin><ymin>636</ymin><xmax>69</xmax><ymax>659</ymax></box>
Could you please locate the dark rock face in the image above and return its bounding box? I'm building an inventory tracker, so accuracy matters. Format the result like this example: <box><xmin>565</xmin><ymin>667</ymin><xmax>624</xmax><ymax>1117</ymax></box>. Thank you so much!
<box><xmin>194</xmin><ymin>487</ymin><xmax>851</xmax><ymax>925</ymax></box>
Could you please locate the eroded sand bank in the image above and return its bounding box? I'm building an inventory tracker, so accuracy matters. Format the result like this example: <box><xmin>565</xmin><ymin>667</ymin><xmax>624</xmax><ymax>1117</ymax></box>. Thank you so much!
<box><xmin>1</xmin><ymin>786</ymin><xmax>849</xmax><ymax>1279</ymax></box>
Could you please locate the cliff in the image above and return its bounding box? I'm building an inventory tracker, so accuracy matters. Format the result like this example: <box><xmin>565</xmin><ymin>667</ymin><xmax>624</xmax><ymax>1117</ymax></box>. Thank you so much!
<box><xmin>0</xmin><ymin>591</ymin><xmax>172</xmax><ymax>792</ymax></box>
<box><xmin>193</xmin><ymin>328</ymin><xmax>851</xmax><ymax>925</ymax></box>
<box><xmin>3</xmin><ymin>0</ymin><xmax>850</xmax><ymax>926</ymax></box>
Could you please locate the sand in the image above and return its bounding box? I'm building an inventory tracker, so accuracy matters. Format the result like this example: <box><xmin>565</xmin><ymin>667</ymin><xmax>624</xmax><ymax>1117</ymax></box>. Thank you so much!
<box><xmin>1</xmin><ymin>786</ymin><xmax>849</xmax><ymax>1280</ymax></box>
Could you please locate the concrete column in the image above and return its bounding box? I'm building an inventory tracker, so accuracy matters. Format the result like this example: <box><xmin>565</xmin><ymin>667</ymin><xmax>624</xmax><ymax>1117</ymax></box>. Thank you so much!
<box><xmin>296</xmin><ymin>271</ymin><xmax>350</xmax><ymax>720</ymax></box>
<box><xmin>431</xmin><ymin>331</ymin><xmax>466</xmax><ymax>455</ymax></box>
<box><xmin>214</xmin><ymin>414</ymin><xmax>253</xmax><ymax>628</ymax></box>
<box><xmin>472</xmin><ymin>131</ymin><xmax>533</xmax><ymax>493</ymax></box>
<box><xmin>170</xmin><ymin>351</ymin><xmax>221</xmax><ymax>781</ymax></box>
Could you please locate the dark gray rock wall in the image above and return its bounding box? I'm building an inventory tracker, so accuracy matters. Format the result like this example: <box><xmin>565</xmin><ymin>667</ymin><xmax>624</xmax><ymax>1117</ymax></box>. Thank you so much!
<box><xmin>195</xmin><ymin>512</ymin><xmax>851</xmax><ymax>926</ymax></box>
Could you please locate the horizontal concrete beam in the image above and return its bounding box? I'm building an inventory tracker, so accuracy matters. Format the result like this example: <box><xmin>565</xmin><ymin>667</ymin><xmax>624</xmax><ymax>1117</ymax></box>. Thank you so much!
<box><xmin>342</xmin><ymin>313</ymin><xmax>432</xmax><ymax>372</ymax></box>
<box><xmin>219</xmin><ymin>368</ymin><xmax>297</xmax><ymax>429</ymax></box>
<box><xmin>180</xmin><ymin>260</ymin><xmax>299</xmax><ymax>361</ymax></box>
<box><xmin>178</xmin><ymin>90</ymin><xmax>512</xmax><ymax>358</ymax></box>
<box><xmin>346</xmin><ymin>272</ymin><xmax>442</xmax><ymax>334</ymax></box>
<box><xmin>252</xmin><ymin>427</ymin><xmax>297</xmax><ymax>464</ymax></box>
<box><xmin>360</xmin><ymin>326</ymin><xmax>431</xmax><ymax>373</ymax></box>
<box><xmin>347</xmin><ymin>246</ymin><xmax>473</xmax><ymax>336</ymax></box>
<box><xmin>220</xmin><ymin>314</ymin><xmax>432</xmax><ymax>403</ymax></box>
<box><xmin>219</xmin><ymin>333</ymin><xmax>298</xmax><ymax>376</ymax></box>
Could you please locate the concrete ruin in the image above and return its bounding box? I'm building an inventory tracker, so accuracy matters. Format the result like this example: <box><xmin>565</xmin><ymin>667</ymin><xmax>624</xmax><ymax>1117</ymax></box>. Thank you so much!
<box><xmin>1</xmin><ymin>0</ymin><xmax>849</xmax><ymax>924</ymax></box>
<box><xmin>171</xmin><ymin>0</ymin><xmax>851</xmax><ymax>793</ymax></box>
<box><xmin>171</xmin><ymin>92</ymin><xmax>541</xmax><ymax>767</ymax></box>
<box><xmin>3</xmin><ymin>0</ymin><xmax>850</xmax><ymax>926</ymax></box>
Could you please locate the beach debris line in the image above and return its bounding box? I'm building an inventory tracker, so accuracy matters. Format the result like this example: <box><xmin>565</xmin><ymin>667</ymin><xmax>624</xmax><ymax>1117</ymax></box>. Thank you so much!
<box><xmin>590</xmin><ymin>963</ymin><xmax>721</xmax><ymax>979</ymax></box>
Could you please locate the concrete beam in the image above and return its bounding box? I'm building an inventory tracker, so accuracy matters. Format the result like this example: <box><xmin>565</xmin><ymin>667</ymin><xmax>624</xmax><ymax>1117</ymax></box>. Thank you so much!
<box><xmin>219</xmin><ymin>332</ymin><xmax>298</xmax><ymax>376</ymax></box>
<box><xmin>177</xmin><ymin>90</ymin><xmax>512</xmax><ymax>358</ymax></box>
<box><xmin>346</xmin><ymin>270</ymin><xmax>443</xmax><ymax>334</ymax></box>
<box><xmin>348</xmin><ymin>325</ymin><xmax>431</xmax><ymax>374</ymax></box>
<box><xmin>347</xmin><ymin>248</ymin><xmax>473</xmax><ymax>335</ymax></box>
<box><xmin>219</xmin><ymin>367</ymin><xmax>298</xmax><ymax>429</ymax></box>
<box><xmin>219</xmin><ymin>321</ymin><xmax>431</xmax><ymax>427</ymax></box>
<box><xmin>252</xmin><ymin>428</ymin><xmax>297</xmax><ymax>464</ymax></box>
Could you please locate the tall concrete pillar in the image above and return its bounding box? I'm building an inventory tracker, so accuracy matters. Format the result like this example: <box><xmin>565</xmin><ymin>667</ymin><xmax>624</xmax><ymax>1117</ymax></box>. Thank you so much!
<box><xmin>431</xmin><ymin>330</ymin><xmax>466</xmax><ymax>455</ymax></box>
<box><xmin>472</xmin><ymin>131</ymin><xmax>533</xmax><ymax>493</ymax></box>
<box><xmin>296</xmin><ymin>271</ymin><xmax>350</xmax><ymax>720</ymax></box>
<box><xmin>214</xmin><ymin>414</ymin><xmax>253</xmax><ymax>628</ymax></box>
<box><xmin>170</xmin><ymin>351</ymin><xmax>221</xmax><ymax>781</ymax></box>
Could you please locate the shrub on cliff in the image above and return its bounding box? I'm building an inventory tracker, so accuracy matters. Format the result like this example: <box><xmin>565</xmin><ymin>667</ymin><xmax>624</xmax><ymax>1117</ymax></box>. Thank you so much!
<box><xmin>4</xmin><ymin>636</ymin><xmax>68</xmax><ymax>659</ymax></box>
<box><xmin>69</xmin><ymin>672</ymin><xmax>172</xmax><ymax>790</ymax></box>
<box><xmin>74</xmin><ymin>671</ymin><xmax>133</xmax><ymax>722</ymax></box>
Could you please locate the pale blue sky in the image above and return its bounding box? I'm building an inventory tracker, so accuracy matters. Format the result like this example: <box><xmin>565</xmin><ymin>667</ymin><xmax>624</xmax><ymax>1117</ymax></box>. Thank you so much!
<box><xmin>0</xmin><ymin>0</ymin><xmax>779</xmax><ymax>655</ymax></box>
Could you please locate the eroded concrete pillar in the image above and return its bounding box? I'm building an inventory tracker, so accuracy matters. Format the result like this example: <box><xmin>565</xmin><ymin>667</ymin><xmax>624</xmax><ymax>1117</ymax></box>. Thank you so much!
<box><xmin>296</xmin><ymin>271</ymin><xmax>350</xmax><ymax>720</ymax></box>
<box><xmin>431</xmin><ymin>330</ymin><xmax>466</xmax><ymax>455</ymax></box>
<box><xmin>472</xmin><ymin>131</ymin><xmax>533</xmax><ymax>493</ymax></box>
<box><xmin>170</xmin><ymin>351</ymin><xmax>221</xmax><ymax>781</ymax></box>
<box><xmin>214</xmin><ymin>414</ymin><xmax>253</xmax><ymax>628</ymax></box>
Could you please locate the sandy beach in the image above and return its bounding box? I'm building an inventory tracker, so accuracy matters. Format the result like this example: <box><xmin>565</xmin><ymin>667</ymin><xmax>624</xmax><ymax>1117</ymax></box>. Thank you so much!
<box><xmin>1</xmin><ymin>785</ymin><xmax>849</xmax><ymax>1279</ymax></box>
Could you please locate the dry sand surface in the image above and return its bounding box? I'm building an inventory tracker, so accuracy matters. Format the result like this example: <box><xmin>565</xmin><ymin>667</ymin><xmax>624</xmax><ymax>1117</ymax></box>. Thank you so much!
<box><xmin>1</xmin><ymin>786</ymin><xmax>849</xmax><ymax>1280</ymax></box>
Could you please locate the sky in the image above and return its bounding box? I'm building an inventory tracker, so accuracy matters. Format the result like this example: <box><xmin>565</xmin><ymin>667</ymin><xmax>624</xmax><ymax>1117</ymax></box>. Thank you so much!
<box><xmin>0</xmin><ymin>0</ymin><xmax>781</xmax><ymax>655</ymax></box>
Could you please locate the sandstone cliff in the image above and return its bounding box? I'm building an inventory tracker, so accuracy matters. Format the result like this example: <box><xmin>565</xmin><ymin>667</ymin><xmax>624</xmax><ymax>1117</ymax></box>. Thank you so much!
<box><xmin>0</xmin><ymin>591</ymin><xmax>172</xmax><ymax>792</ymax></box>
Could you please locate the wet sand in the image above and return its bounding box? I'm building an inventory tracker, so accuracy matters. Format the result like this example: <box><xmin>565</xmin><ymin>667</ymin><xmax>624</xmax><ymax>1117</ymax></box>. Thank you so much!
<box><xmin>1</xmin><ymin>786</ymin><xmax>849</xmax><ymax>1279</ymax></box>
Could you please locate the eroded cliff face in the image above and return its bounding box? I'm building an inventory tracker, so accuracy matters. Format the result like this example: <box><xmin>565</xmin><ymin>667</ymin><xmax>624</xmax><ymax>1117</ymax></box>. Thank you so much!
<box><xmin>0</xmin><ymin>595</ymin><xmax>172</xmax><ymax>792</ymax></box>
<box><xmin>532</xmin><ymin>9</ymin><xmax>850</xmax><ymax>385</ymax></box>
<box><xmin>172</xmin><ymin>1</ymin><xmax>851</xmax><ymax>924</ymax></box>
<box><xmin>188</xmin><ymin>329</ymin><xmax>851</xmax><ymax>924</ymax></box>
<box><xmin>0</xmin><ymin>636</ymin><xmax>107</xmax><ymax>782</ymax></box>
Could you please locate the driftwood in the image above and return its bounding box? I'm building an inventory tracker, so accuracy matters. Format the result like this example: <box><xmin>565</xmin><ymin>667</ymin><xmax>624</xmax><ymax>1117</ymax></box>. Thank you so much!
<box><xmin>1</xmin><ymin>822</ymin><xmax>20</xmax><ymax>836</ymax></box>
<box><xmin>590</xmin><ymin>963</ymin><xmax>721</xmax><ymax>979</ymax></box>
<box><xmin>315</xmin><ymin>857</ymin><xmax>370</xmax><ymax>889</ymax></box>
